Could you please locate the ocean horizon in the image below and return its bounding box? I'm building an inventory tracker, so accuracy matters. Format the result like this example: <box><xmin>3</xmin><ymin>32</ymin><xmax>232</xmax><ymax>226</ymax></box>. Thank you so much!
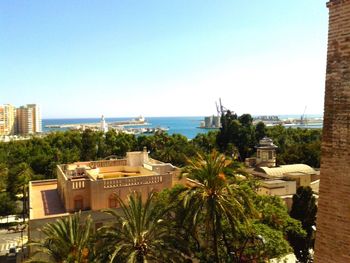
<box><xmin>42</xmin><ymin>115</ymin><xmax>323</xmax><ymax>139</ymax></box>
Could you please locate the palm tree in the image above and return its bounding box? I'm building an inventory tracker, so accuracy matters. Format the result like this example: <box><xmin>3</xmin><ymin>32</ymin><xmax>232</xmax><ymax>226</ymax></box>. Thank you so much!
<box><xmin>17</xmin><ymin>163</ymin><xmax>33</xmax><ymax>222</ymax></box>
<box><xmin>180</xmin><ymin>151</ymin><xmax>255</xmax><ymax>262</ymax></box>
<box><xmin>28</xmin><ymin>212</ymin><xmax>93</xmax><ymax>263</ymax></box>
<box><xmin>97</xmin><ymin>191</ymin><xmax>188</xmax><ymax>263</ymax></box>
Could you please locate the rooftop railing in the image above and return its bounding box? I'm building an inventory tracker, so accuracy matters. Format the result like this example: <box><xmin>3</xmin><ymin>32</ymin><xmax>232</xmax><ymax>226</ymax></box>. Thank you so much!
<box><xmin>90</xmin><ymin>159</ymin><xmax>127</xmax><ymax>168</ymax></box>
<box><xmin>103</xmin><ymin>175</ymin><xmax>163</xmax><ymax>189</ymax></box>
<box><xmin>72</xmin><ymin>180</ymin><xmax>86</xmax><ymax>190</ymax></box>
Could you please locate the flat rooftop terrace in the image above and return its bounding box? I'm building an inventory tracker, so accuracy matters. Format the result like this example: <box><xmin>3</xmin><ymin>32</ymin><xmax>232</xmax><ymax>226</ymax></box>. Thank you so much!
<box><xmin>63</xmin><ymin>161</ymin><xmax>158</xmax><ymax>181</ymax></box>
<box><xmin>95</xmin><ymin>166</ymin><xmax>157</xmax><ymax>179</ymax></box>
<box><xmin>29</xmin><ymin>180</ymin><xmax>68</xmax><ymax>220</ymax></box>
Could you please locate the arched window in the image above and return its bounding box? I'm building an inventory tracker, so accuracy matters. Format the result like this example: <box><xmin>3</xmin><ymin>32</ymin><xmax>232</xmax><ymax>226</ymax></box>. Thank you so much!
<box><xmin>74</xmin><ymin>195</ymin><xmax>84</xmax><ymax>211</ymax></box>
<box><xmin>109</xmin><ymin>194</ymin><xmax>119</xmax><ymax>208</ymax></box>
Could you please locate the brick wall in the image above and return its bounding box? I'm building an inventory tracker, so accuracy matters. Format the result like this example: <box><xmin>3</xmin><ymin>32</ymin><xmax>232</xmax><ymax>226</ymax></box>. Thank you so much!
<box><xmin>314</xmin><ymin>1</ymin><xmax>350</xmax><ymax>262</ymax></box>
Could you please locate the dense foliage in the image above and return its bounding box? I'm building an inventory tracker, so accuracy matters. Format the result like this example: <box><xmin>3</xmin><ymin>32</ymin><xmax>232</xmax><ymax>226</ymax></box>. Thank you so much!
<box><xmin>216</xmin><ymin>112</ymin><xmax>321</xmax><ymax>167</ymax></box>
<box><xmin>96</xmin><ymin>192</ymin><xmax>189</xmax><ymax>262</ymax></box>
<box><xmin>0</xmin><ymin>117</ymin><xmax>321</xmax><ymax>218</ymax></box>
<box><xmin>28</xmin><ymin>212</ymin><xmax>93</xmax><ymax>262</ymax></box>
<box><xmin>28</xmin><ymin>152</ymin><xmax>305</xmax><ymax>263</ymax></box>
<box><xmin>288</xmin><ymin>186</ymin><xmax>317</xmax><ymax>263</ymax></box>
<box><xmin>0</xmin><ymin>108</ymin><xmax>322</xmax><ymax>263</ymax></box>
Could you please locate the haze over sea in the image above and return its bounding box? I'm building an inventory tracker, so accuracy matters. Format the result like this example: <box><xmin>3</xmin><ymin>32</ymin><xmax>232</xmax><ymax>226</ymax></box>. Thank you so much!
<box><xmin>43</xmin><ymin>115</ymin><xmax>323</xmax><ymax>139</ymax></box>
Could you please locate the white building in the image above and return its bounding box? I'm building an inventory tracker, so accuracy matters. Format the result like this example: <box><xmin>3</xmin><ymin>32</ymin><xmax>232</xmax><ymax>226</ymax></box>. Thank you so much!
<box><xmin>100</xmin><ymin>115</ymin><xmax>108</xmax><ymax>133</ymax></box>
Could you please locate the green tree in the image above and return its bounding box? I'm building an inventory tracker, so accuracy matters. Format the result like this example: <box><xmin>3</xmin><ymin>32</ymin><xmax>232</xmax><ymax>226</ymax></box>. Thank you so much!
<box><xmin>217</xmin><ymin>110</ymin><xmax>239</xmax><ymax>153</ymax></box>
<box><xmin>192</xmin><ymin>131</ymin><xmax>218</xmax><ymax>154</ymax></box>
<box><xmin>255</xmin><ymin>122</ymin><xmax>266</xmax><ymax>141</ymax></box>
<box><xmin>98</xmin><ymin>191</ymin><xmax>188</xmax><ymax>263</ymax></box>
<box><xmin>81</xmin><ymin>129</ymin><xmax>98</xmax><ymax>161</ymax></box>
<box><xmin>217</xmin><ymin>112</ymin><xmax>256</xmax><ymax>160</ymax></box>
<box><xmin>0</xmin><ymin>192</ymin><xmax>17</xmax><ymax>217</ymax></box>
<box><xmin>180</xmin><ymin>151</ymin><xmax>255</xmax><ymax>262</ymax></box>
<box><xmin>238</xmin><ymin>114</ymin><xmax>253</xmax><ymax>127</ymax></box>
<box><xmin>214</xmin><ymin>183</ymin><xmax>305</xmax><ymax>262</ymax></box>
<box><xmin>28</xmin><ymin>212</ymin><xmax>93</xmax><ymax>263</ymax></box>
<box><xmin>250</xmin><ymin>194</ymin><xmax>305</xmax><ymax>261</ymax></box>
<box><xmin>7</xmin><ymin>162</ymin><xmax>33</xmax><ymax>199</ymax></box>
<box><xmin>16</xmin><ymin>163</ymin><xmax>33</xmax><ymax>220</ymax></box>
<box><xmin>266</xmin><ymin>126</ymin><xmax>321</xmax><ymax>167</ymax></box>
<box><xmin>0</xmin><ymin>163</ymin><xmax>8</xmax><ymax>191</ymax></box>
<box><xmin>288</xmin><ymin>186</ymin><xmax>317</xmax><ymax>262</ymax></box>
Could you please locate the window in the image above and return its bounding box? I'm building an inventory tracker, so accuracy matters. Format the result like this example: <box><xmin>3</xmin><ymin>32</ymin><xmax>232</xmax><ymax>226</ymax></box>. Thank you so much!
<box><xmin>268</xmin><ymin>151</ymin><xmax>273</xmax><ymax>159</ymax></box>
<box><xmin>262</xmin><ymin>152</ymin><xmax>268</xmax><ymax>161</ymax></box>
<box><xmin>109</xmin><ymin>194</ymin><xmax>119</xmax><ymax>208</ymax></box>
<box><xmin>74</xmin><ymin>196</ymin><xmax>83</xmax><ymax>211</ymax></box>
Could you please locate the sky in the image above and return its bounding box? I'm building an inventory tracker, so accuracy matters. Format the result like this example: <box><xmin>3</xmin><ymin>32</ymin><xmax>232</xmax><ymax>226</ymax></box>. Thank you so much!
<box><xmin>0</xmin><ymin>1</ymin><xmax>328</xmax><ymax>118</ymax></box>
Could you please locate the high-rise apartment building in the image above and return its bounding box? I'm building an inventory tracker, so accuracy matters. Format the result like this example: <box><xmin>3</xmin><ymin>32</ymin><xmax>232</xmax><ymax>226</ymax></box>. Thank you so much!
<box><xmin>0</xmin><ymin>104</ymin><xmax>16</xmax><ymax>136</ymax></box>
<box><xmin>16</xmin><ymin>104</ymin><xmax>42</xmax><ymax>135</ymax></box>
<box><xmin>27</xmin><ymin>104</ymin><xmax>42</xmax><ymax>133</ymax></box>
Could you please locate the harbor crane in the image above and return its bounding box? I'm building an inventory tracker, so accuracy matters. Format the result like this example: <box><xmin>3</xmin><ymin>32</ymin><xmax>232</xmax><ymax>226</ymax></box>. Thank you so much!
<box><xmin>215</xmin><ymin>98</ymin><xmax>229</xmax><ymax>116</ymax></box>
<box><xmin>300</xmin><ymin>106</ymin><xmax>308</xmax><ymax>126</ymax></box>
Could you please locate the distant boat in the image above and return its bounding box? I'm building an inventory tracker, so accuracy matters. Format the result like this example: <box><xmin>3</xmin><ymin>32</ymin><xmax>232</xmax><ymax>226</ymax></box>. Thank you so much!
<box><xmin>253</xmin><ymin>115</ymin><xmax>282</xmax><ymax>126</ymax></box>
<box><xmin>134</xmin><ymin>116</ymin><xmax>145</xmax><ymax>122</ymax></box>
<box><xmin>141</xmin><ymin>127</ymin><xmax>169</xmax><ymax>134</ymax></box>
<box><xmin>110</xmin><ymin>116</ymin><xmax>147</xmax><ymax>127</ymax></box>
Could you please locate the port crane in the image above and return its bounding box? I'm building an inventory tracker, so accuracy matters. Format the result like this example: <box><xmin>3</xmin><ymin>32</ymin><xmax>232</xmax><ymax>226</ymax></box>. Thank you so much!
<box><xmin>216</xmin><ymin>98</ymin><xmax>229</xmax><ymax>116</ymax></box>
<box><xmin>300</xmin><ymin>106</ymin><xmax>308</xmax><ymax>126</ymax></box>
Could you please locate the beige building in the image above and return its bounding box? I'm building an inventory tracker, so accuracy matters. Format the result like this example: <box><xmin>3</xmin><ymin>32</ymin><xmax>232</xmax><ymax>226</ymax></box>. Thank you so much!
<box><xmin>245</xmin><ymin>137</ymin><xmax>278</xmax><ymax>168</ymax></box>
<box><xmin>0</xmin><ymin>104</ymin><xmax>16</xmax><ymax>136</ymax></box>
<box><xmin>16</xmin><ymin>104</ymin><xmax>42</xmax><ymax>135</ymax></box>
<box><xmin>245</xmin><ymin>137</ymin><xmax>320</xmax><ymax>210</ymax></box>
<box><xmin>28</xmin><ymin>150</ymin><xmax>181</xmax><ymax>241</ymax></box>
<box><xmin>257</xmin><ymin>179</ymin><xmax>297</xmax><ymax>211</ymax></box>
<box><xmin>258</xmin><ymin>179</ymin><xmax>296</xmax><ymax>197</ymax></box>
<box><xmin>256</xmin><ymin>164</ymin><xmax>318</xmax><ymax>184</ymax></box>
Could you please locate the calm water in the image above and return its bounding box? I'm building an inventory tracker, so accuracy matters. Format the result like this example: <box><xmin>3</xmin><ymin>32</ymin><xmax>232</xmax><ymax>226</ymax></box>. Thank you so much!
<box><xmin>43</xmin><ymin>117</ymin><xmax>209</xmax><ymax>139</ymax></box>
<box><xmin>43</xmin><ymin>115</ymin><xmax>323</xmax><ymax>139</ymax></box>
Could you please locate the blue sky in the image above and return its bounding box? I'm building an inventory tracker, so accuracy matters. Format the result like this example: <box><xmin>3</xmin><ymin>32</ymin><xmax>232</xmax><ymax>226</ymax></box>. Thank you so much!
<box><xmin>0</xmin><ymin>1</ymin><xmax>328</xmax><ymax>118</ymax></box>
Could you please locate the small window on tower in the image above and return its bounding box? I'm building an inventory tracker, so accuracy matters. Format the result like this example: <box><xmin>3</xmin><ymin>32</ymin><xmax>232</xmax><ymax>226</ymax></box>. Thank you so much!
<box><xmin>269</xmin><ymin>151</ymin><xmax>273</xmax><ymax>159</ymax></box>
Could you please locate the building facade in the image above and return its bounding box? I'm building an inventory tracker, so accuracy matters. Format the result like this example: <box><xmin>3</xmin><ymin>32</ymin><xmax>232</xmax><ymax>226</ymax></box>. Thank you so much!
<box><xmin>28</xmin><ymin>150</ymin><xmax>181</xmax><ymax>241</ymax></box>
<box><xmin>16</xmin><ymin>104</ymin><xmax>42</xmax><ymax>135</ymax></box>
<box><xmin>0</xmin><ymin>104</ymin><xmax>16</xmax><ymax>136</ymax></box>
<box><xmin>314</xmin><ymin>0</ymin><xmax>350</xmax><ymax>262</ymax></box>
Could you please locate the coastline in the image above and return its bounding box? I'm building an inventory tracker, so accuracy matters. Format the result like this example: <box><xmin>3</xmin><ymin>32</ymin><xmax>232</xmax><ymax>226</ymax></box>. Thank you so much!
<box><xmin>41</xmin><ymin>115</ymin><xmax>323</xmax><ymax>139</ymax></box>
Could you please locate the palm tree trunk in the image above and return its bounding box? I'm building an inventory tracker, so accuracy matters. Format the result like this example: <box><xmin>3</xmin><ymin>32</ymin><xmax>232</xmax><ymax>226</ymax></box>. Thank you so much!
<box><xmin>213</xmin><ymin>216</ymin><xmax>219</xmax><ymax>262</ymax></box>
<box><xmin>222</xmin><ymin>232</ymin><xmax>235</xmax><ymax>262</ymax></box>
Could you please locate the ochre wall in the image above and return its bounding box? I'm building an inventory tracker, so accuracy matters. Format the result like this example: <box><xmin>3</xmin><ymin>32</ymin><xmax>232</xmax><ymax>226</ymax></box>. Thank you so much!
<box><xmin>314</xmin><ymin>1</ymin><xmax>350</xmax><ymax>262</ymax></box>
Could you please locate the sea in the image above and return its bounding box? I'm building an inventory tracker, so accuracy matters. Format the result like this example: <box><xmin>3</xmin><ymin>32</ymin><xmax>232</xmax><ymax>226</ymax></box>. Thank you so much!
<box><xmin>42</xmin><ymin>115</ymin><xmax>323</xmax><ymax>140</ymax></box>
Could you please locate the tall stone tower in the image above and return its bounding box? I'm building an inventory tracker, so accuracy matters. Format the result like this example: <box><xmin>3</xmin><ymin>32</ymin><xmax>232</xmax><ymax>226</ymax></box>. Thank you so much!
<box><xmin>314</xmin><ymin>1</ymin><xmax>350</xmax><ymax>262</ymax></box>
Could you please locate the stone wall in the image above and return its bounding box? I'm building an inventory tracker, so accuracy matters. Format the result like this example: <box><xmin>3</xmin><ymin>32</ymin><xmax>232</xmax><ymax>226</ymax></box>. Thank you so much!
<box><xmin>314</xmin><ymin>0</ymin><xmax>350</xmax><ymax>262</ymax></box>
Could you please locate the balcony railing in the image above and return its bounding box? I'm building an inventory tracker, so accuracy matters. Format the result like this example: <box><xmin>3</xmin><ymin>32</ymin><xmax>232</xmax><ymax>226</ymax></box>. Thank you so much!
<box><xmin>72</xmin><ymin>180</ymin><xmax>86</xmax><ymax>190</ymax></box>
<box><xmin>103</xmin><ymin>175</ymin><xmax>162</xmax><ymax>189</ymax></box>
